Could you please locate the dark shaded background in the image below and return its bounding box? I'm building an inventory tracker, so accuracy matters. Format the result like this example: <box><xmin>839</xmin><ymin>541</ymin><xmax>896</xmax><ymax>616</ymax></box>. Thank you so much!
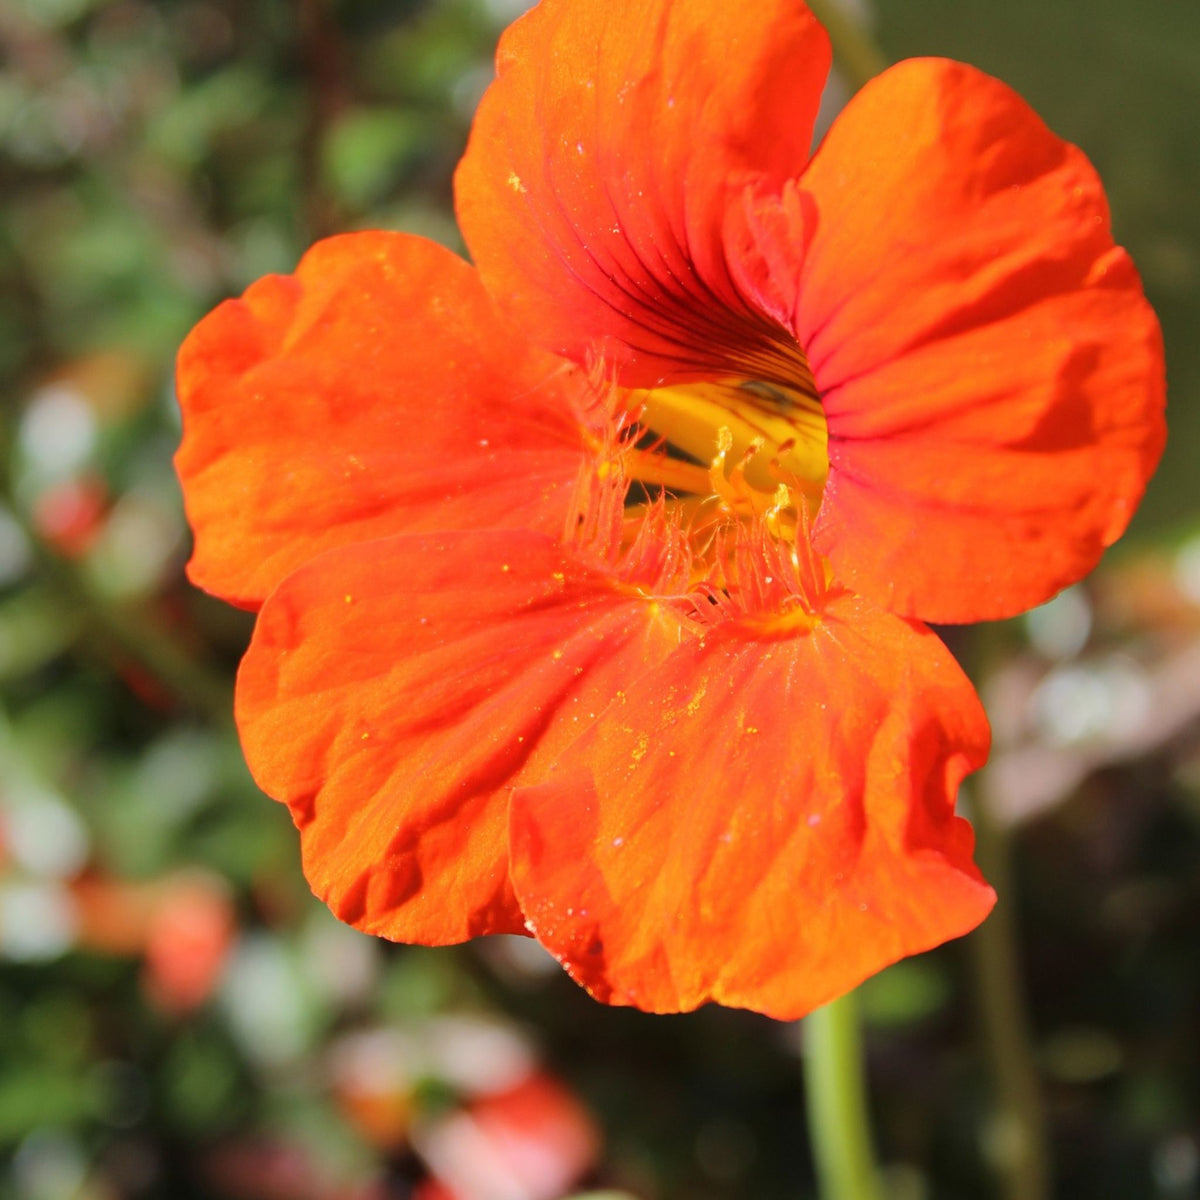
<box><xmin>1</xmin><ymin>1</ymin><xmax>1198</xmax><ymax>1197</ymax></box>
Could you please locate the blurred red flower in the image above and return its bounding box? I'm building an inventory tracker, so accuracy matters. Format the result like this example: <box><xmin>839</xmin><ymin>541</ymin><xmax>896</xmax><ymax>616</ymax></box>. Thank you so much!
<box><xmin>175</xmin><ymin>0</ymin><xmax>1163</xmax><ymax>1017</ymax></box>
<box><xmin>414</xmin><ymin>1074</ymin><xmax>597</xmax><ymax>1200</ymax></box>
<box><xmin>73</xmin><ymin>870</ymin><xmax>235</xmax><ymax>1012</ymax></box>
<box><xmin>32</xmin><ymin>474</ymin><xmax>108</xmax><ymax>558</ymax></box>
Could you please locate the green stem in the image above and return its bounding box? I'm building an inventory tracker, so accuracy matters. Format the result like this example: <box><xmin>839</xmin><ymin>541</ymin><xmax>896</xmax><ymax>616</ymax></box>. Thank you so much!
<box><xmin>965</xmin><ymin>785</ymin><xmax>1051</xmax><ymax>1200</ymax></box>
<box><xmin>803</xmin><ymin>991</ymin><xmax>883</xmax><ymax>1200</ymax></box>
<box><xmin>805</xmin><ymin>0</ymin><xmax>889</xmax><ymax>92</ymax></box>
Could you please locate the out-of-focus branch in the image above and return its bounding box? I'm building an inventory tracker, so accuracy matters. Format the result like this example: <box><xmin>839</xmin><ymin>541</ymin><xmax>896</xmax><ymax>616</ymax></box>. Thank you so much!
<box><xmin>298</xmin><ymin>0</ymin><xmax>347</xmax><ymax>241</ymax></box>
<box><xmin>964</xmin><ymin>782</ymin><xmax>1052</xmax><ymax>1200</ymax></box>
<box><xmin>805</xmin><ymin>0</ymin><xmax>889</xmax><ymax>92</ymax></box>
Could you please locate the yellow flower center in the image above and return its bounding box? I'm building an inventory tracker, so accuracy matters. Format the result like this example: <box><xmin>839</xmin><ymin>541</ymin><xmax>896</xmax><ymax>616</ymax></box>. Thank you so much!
<box><xmin>620</xmin><ymin>346</ymin><xmax>829</xmax><ymax>565</ymax></box>
<box><xmin>631</xmin><ymin>376</ymin><xmax>828</xmax><ymax>515</ymax></box>
<box><xmin>576</xmin><ymin>356</ymin><xmax>833</xmax><ymax>630</ymax></box>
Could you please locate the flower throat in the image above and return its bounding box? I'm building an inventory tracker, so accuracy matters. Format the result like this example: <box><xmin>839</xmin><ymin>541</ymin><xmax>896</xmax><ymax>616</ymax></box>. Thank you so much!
<box><xmin>569</xmin><ymin>355</ymin><xmax>833</xmax><ymax>628</ymax></box>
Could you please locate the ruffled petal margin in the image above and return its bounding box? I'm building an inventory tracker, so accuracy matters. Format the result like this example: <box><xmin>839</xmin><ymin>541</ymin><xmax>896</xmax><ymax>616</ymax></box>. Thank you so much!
<box><xmin>456</xmin><ymin>0</ymin><xmax>830</xmax><ymax>387</ymax></box>
<box><xmin>509</xmin><ymin>596</ymin><xmax>995</xmax><ymax>1020</ymax></box>
<box><xmin>234</xmin><ymin>530</ymin><xmax>684</xmax><ymax>944</ymax></box>
<box><xmin>236</xmin><ymin>522</ymin><xmax>993</xmax><ymax>1005</ymax></box>
<box><xmin>735</xmin><ymin>58</ymin><xmax>1166</xmax><ymax>623</ymax></box>
<box><xmin>176</xmin><ymin>232</ymin><xmax>588</xmax><ymax>609</ymax></box>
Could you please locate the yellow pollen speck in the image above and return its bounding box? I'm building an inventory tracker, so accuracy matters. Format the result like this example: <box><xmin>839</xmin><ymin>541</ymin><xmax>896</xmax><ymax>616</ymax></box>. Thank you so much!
<box><xmin>507</xmin><ymin>171</ymin><xmax>526</xmax><ymax>193</ymax></box>
<box><xmin>552</xmin><ymin>649</ymin><xmax>564</xmax><ymax>660</ymax></box>
<box><xmin>344</xmin><ymin>594</ymin><xmax>353</xmax><ymax>603</ymax></box>
<box><xmin>500</xmin><ymin>563</ymin><xmax>510</xmax><ymax>572</ymax></box>
<box><xmin>361</xmin><ymin>732</ymin><xmax>370</xmax><ymax>740</ymax></box>
<box><xmin>552</xmin><ymin>571</ymin><xmax>565</xmax><ymax>583</ymax></box>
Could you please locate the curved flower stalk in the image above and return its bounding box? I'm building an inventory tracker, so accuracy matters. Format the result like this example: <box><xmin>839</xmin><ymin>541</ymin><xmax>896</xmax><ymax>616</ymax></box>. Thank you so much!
<box><xmin>175</xmin><ymin>0</ymin><xmax>1164</xmax><ymax>1020</ymax></box>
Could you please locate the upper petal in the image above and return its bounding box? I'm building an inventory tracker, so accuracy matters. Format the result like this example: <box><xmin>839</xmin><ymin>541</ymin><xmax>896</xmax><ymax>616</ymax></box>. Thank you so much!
<box><xmin>738</xmin><ymin>58</ymin><xmax>1165</xmax><ymax>623</ymax></box>
<box><xmin>235</xmin><ymin>529</ymin><xmax>685</xmax><ymax>945</ymax></box>
<box><xmin>176</xmin><ymin>231</ymin><xmax>589</xmax><ymax>609</ymax></box>
<box><xmin>455</xmin><ymin>0</ymin><xmax>830</xmax><ymax>387</ymax></box>
<box><xmin>509</xmin><ymin>596</ymin><xmax>995</xmax><ymax>1020</ymax></box>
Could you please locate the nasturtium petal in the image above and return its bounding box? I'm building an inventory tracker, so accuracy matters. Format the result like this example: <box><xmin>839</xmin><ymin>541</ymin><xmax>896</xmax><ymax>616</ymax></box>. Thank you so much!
<box><xmin>455</xmin><ymin>0</ymin><xmax>830</xmax><ymax>387</ymax></box>
<box><xmin>172</xmin><ymin>0</ymin><xmax>1168</xmax><ymax>1023</ymax></box>
<box><xmin>176</xmin><ymin>232</ymin><xmax>589</xmax><ymax>610</ymax></box>
<box><xmin>235</xmin><ymin>530</ymin><xmax>686</xmax><ymax>945</ymax></box>
<box><xmin>751</xmin><ymin>58</ymin><xmax>1165</xmax><ymax>623</ymax></box>
<box><xmin>509</xmin><ymin>596</ymin><xmax>995</xmax><ymax>1020</ymax></box>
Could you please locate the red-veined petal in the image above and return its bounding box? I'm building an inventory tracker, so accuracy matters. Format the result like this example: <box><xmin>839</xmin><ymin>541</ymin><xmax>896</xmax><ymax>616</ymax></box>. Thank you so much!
<box><xmin>455</xmin><ymin>0</ymin><xmax>830</xmax><ymax>387</ymax></box>
<box><xmin>741</xmin><ymin>58</ymin><xmax>1164</xmax><ymax>622</ymax></box>
<box><xmin>235</xmin><ymin>530</ymin><xmax>684</xmax><ymax>944</ymax></box>
<box><xmin>176</xmin><ymin>232</ymin><xmax>588</xmax><ymax>609</ymax></box>
<box><xmin>509</xmin><ymin>595</ymin><xmax>994</xmax><ymax>1019</ymax></box>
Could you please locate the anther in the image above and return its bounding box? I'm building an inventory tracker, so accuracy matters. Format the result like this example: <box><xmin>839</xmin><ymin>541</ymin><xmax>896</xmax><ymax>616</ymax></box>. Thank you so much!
<box><xmin>764</xmin><ymin>483</ymin><xmax>794</xmax><ymax>541</ymax></box>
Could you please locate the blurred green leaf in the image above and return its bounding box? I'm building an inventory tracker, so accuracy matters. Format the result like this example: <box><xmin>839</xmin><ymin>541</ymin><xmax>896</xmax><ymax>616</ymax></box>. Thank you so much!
<box><xmin>361</xmin><ymin>1</ymin><xmax>492</xmax><ymax>103</ymax></box>
<box><xmin>162</xmin><ymin>1027</ymin><xmax>245</xmax><ymax>1134</ymax></box>
<box><xmin>144</xmin><ymin>65</ymin><xmax>272</xmax><ymax>171</ymax></box>
<box><xmin>378</xmin><ymin>948</ymin><xmax>476</xmax><ymax>1020</ymax></box>
<box><xmin>858</xmin><ymin>958</ymin><xmax>951</xmax><ymax>1029</ymax></box>
<box><xmin>565</xmin><ymin>1194</ymin><xmax>643</xmax><ymax>1200</ymax></box>
<box><xmin>0</xmin><ymin>1067</ymin><xmax>101</xmax><ymax>1144</ymax></box>
<box><xmin>0</xmin><ymin>586</ymin><xmax>83</xmax><ymax>682</ymax></box>
<box><xmin>322</xmin><ymin>107</ymin><xmax>431</xmax><ymax>209</ymax></box>
<box><xmin>12</xmin><ymin>0</ymin><xmax>100</xmax><ymax>29</ymax></box>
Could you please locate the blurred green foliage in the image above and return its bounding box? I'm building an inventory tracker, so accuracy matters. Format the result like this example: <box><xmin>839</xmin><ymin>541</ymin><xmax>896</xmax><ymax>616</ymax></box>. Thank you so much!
<box><xmin>0</xmin><ymin>2</ymin><xmax>1198</xmax><ymax>1199</ymax></box>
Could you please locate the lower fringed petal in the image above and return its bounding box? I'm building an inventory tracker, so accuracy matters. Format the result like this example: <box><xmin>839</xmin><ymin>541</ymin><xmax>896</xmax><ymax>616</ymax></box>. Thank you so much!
<box><xmin>176</xmin><ymin>232</ymin><xmax>588</xmax><ymax>610</ymax></box>
<box><xmin>235</xmin><ymin>530</ymin><xmax>684</xmax><ymax>944</ymax></box>
<box><xmin>509</xmin><ymin>595</ymin><xmax>995</xmax><ymax>1020</ymax></box>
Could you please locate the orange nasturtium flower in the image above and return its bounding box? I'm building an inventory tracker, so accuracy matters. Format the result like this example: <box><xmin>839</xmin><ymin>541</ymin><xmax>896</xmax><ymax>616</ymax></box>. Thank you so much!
<box><xmin>175</xmin><ymin>0</ymin><xmax>1164</xmax><ymax>1018</ymax></box>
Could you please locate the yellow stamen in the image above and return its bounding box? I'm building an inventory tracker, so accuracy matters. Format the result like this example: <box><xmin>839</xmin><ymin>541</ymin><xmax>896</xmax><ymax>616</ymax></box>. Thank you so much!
<box><xmin>707</xmin><ymin>426</ymin><xmax>773</xmax><ymax>519</ymax></box>
<box><xmin>632</xmin><ymin>376</ymin><xmax>828</xmax><ymax>504</ymax></box>
<box><xmin>624</xmin><ymin>447</ymin><xmax>712</xmax><ymax>496</ymax></box>
<box><xmin>764</xmin><ymin>482</ymin><xmax>794</xmax><ymax>542</ymax></box>
<box><xmin>578</xmin><ymin>363</ymin><xmax>834</xmax><ymax>624</ymax></box>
